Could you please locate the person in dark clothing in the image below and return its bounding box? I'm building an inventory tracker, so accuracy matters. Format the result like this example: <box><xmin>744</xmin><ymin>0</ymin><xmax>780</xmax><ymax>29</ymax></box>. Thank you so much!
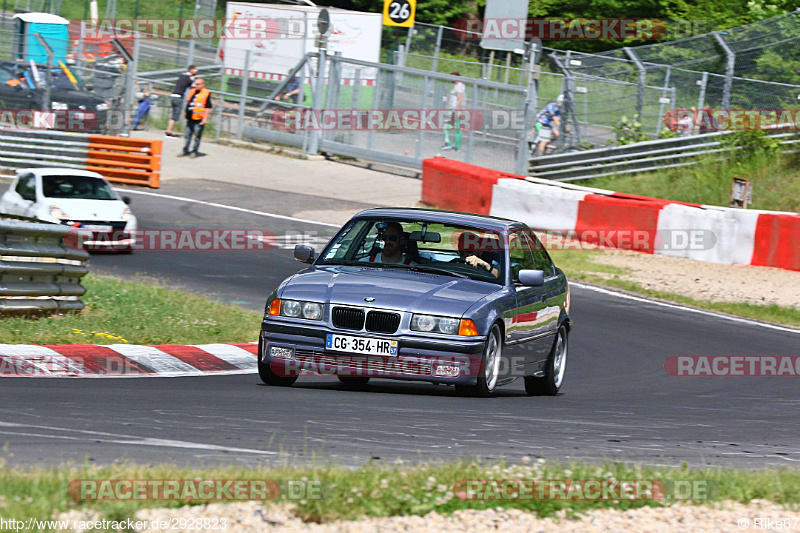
<box><xmin>165</xmin><ymin>65</ymin><xmax>198</xmax><ymax>137</ymax></box>
<box><xmin>276</xmin><ymin>74</ymin><xmax>301</xmax><ymax>105</ymax></box>
<box><xmin>179</xmin><ymin>78</ymin><xmax>213</xmax><ymax>158</ymax></box>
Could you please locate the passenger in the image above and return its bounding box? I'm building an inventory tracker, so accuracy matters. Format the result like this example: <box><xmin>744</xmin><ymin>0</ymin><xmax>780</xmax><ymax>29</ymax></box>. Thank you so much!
<box><xmin>456</xmin><ymin>232</ymin><xmax>500</xmax><ymax>277</ymax></box>
<box><xmin>363</xmin><ymin>222</ymin><xmax>416</xmax><ymax>265</ymax></box>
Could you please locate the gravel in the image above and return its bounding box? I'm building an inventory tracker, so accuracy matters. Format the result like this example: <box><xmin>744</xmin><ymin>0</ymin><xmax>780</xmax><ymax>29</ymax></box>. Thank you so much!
<box><xmin>57</xmin><ymin>499</ymin><xmax>800</xmax><ymax>532</ymax></box>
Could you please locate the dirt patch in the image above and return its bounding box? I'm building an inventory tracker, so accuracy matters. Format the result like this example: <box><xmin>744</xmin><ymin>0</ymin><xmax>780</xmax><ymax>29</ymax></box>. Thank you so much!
<box><xmin>590</xmin><ymin>249</ymin><xmax>800</xmax><ymax>309</ymax></box>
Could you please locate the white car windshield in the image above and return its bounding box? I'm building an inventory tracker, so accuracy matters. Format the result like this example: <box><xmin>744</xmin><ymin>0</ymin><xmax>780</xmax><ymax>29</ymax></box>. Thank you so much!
<box><xmin>42</xmin><ymin>176</ymin><xmax>117</xmax><ymax>200</ymax></box>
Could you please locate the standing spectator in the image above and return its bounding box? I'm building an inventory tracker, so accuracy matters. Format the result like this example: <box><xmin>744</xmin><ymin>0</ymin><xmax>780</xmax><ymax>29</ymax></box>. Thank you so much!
<box><xmin>179</xmin><ymin>78</ymin><xmax>212</xmax><ymax>158</ymax></box>
<box><xmin>677</xmin><ymin>108</ymin><xmax>695</xmax><ymax>136</ymax></box>
<box><xmin>165</xmin><ymin>65</ymin><xmax>198</xmax><ymax>137</ymax></box>
<box><xmin>276</xmin><ymin>73</ymin><xmax>302</xmax><ymax>105</ymax></box>
<box><xmin>441</xmin><ymin>72</ymin><xmax>465</xmax><ymax>151</ymax></box>
<box><xmin>530</xmin><ymin>95</ymin><xmax>563</xmax><ymax>156</ymax></box>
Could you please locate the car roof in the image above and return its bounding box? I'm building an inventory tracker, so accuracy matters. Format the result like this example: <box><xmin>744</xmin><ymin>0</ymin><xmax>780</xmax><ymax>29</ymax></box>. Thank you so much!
<box><xmin>352</xmin><ymin>207</ymin><xmax>527</xmax><ymax>231</ymax></box>
<box><xmin>16</xmin><ymin>168</ymin><xmax>108</xmax><ymax>180</ymax></box>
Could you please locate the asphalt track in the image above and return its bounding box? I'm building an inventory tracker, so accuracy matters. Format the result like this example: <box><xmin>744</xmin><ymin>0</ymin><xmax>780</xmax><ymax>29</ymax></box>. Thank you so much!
<box><xmin>1</xmin><ymin>179</ymin><xmax>799</xmax><ymax>468</ymax></box>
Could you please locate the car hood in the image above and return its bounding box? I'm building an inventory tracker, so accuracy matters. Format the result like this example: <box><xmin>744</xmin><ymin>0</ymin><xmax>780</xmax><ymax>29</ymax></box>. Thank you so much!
<box><xmin>279</xmin><ymin>265</ymin><xmax>500</xmax><ymax>317</ymax></box>
<box><xmin>43</xmin><ymin>198</ymin><xmax>128</xmax><ymax>220</ymax></box>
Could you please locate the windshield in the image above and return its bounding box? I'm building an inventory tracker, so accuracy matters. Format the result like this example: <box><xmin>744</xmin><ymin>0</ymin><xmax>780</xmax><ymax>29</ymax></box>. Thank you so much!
<box><xmin>42</xmin><ymin>175</ymin><xmax>117</xmax><ymax>200</ymax></box>
<box><xmin>318</xmin><ymin>218</ymin><xmax>506</xmax><ymax>284</ymax></box>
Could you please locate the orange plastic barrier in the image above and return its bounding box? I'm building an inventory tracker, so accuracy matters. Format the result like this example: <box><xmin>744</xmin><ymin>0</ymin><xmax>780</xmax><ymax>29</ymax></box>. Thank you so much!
<box><xmin>86</xmin><ymin>135</ymin><xmax>161</xmax><ymax>188</ymax></box>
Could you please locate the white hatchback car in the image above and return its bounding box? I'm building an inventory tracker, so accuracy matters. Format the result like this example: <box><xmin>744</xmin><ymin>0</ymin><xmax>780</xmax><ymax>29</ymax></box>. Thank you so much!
<box><xmin>0</xmin><ymin>168</ymin><xmax>137</xmax><ymax>250</ymax></box>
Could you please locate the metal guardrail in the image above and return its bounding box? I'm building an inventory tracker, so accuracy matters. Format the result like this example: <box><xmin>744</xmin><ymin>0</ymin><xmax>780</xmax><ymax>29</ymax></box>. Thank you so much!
<box><xmin>529</xmin><ymin>130</ymin><xmax>800</xmax><ymax>182</ymax></box>
<box><xmin>0</xmin><ymin>219</ymin><xmax>89</xmax><ymax>315</ymax></box>
<box><xmin>0</xmin><ymin>129</ymin><xmax>162</xmax><ymax>188</ymax></box>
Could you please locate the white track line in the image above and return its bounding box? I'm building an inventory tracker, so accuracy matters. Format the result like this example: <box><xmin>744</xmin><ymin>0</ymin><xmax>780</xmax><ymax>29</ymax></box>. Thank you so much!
<box><xmin>121</xmin><ymin>189</ymin><xmax>341</xmax><ymax>227</ymax></box>
<box><xmin>572</xmin><ymin>282</ymin><xmax>800</xmax><ymax>334</ymax></box>
<box><xmin>124</xmin><ymin>188</ymin><xmax>799</xmax><ymax>334</ymax></box>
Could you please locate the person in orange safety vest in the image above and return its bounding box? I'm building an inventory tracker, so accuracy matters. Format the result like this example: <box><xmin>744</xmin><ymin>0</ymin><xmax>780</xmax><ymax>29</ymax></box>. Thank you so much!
<box><xmin>180</xmin><ymin>78</ymin><xmax>213</xmax><ymax>158</ymax></box>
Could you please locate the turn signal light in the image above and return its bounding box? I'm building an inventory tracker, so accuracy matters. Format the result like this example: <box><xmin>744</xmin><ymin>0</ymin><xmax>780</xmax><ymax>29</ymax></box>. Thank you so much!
<box><xmin>268</xmin><ymin>299</ymin><xmax>281</xmax><ymax>316</ymax></box>
<box><xmin>458</xmin><ymin>319</ymin><xmax>479</xmax><ymax>336</ymax></box>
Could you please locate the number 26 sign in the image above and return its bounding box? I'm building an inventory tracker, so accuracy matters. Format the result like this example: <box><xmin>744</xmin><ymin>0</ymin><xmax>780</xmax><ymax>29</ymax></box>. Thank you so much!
<box><xmin>383</xmin><ymin>0</ymin><xmax>416</xmax><ymax>27</ymax></box>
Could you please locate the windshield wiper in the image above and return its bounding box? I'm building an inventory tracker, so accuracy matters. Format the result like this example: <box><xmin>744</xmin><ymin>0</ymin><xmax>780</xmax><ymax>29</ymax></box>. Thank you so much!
<box><xmin>407</xmin><ymin>265</ymin><xmax>470</xmax><ymax>279</ymax></box>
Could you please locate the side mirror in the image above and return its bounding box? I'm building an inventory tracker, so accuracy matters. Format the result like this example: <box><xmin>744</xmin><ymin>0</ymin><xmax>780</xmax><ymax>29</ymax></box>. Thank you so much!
<box><xmin>518</xmin><ymin>269</ymin><xmax>545</xmax><ymax>287</ymax></box>
<box><xmin>294</xmin><ymin>244</ymin><xmax>316</xmax><ymax>264</ymax></box>
<box><xmin>122</xmin><ymin>196</ymin><xmax>131</xmax><ymax>205</ymax></box>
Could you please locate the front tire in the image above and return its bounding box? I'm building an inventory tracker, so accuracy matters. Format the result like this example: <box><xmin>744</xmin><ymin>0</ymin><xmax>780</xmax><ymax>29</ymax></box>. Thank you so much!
<box><xmin>456</xmin><ymin>324</ymin><xmax>502</xmax><ymax>397</ymax></box>
<box><xmin>525</xmin><ymin>325</ymin><xmax>567</xmax><ymax>396</ymax></box>
<box><xmin>258</xmin><ymin>359</ymin><xmax>297</xmax><ymax>386</ymax></box>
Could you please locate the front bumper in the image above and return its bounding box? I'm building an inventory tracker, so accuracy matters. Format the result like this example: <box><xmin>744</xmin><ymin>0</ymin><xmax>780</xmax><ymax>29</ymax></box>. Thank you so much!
<box><xmin>261</xmin><ymin>319</ymin><xmax>486</xmax><ymax>384</ymax></box>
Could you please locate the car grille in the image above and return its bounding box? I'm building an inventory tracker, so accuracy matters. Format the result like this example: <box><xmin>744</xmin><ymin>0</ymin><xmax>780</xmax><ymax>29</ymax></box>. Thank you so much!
<box><xmin>294</xmin><ymin>350</ymin><xmax>431</xmax><ymax>376</ymax></box>
<box><xmin>365</xmin><ymin>311</ymin><xmax>400</xmax><ymax>334</ymax></box>
<box><xmin>65</xmin><ymin>220</ymin><xmax>127</xmax><ymax>231</ymax></box>
<box><xmin>332</xmin><ymin>307</ymin><xmax>365</xmax><ymax>330</ymax></box>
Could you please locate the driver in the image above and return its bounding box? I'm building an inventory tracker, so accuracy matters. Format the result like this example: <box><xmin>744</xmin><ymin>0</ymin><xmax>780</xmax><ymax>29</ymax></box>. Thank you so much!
<box><xmin>457</xmin><ymin>232</ymin><xmax>500</xmax><ymax>278</ymax></box>
<box><xmin>363</xmin><ymin>221</ymin><xmax>416</xmax><ymax>265</ymax></box>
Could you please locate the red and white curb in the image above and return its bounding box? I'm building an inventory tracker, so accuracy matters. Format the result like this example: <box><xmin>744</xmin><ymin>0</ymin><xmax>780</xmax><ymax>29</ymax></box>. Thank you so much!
<box><xmin>0</xmin><ymin>343</ymin><xmax>257</xmax><ymax>378</ymax></box>
<box><xmin>422</xmin><ymin>158</ymin><xmax>800</xmax><ymax>271</ymax></box>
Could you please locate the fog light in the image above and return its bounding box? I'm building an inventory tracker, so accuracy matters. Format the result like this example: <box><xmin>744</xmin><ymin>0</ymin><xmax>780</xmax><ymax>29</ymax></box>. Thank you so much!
<box><xmin>434</xmin><ymin>364</ymin><xmax>460</xmax><ymax>377</ymax></box>
<box><xmin>269</xmin><ymin>346</ymin><xmax>294</xmax><ymax>359</ymax></box>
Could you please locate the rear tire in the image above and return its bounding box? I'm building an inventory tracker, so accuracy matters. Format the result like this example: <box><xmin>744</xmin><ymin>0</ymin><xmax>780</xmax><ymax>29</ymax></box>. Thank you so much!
<box><xmin>338</xmin><ymin>376</ymin><xmax>370</xmax><ymax>387</ymax></box>
<box><xmin>525</xmin><ymin>325</ymin><xmax>567</xmax><ymax>396</ymax></box>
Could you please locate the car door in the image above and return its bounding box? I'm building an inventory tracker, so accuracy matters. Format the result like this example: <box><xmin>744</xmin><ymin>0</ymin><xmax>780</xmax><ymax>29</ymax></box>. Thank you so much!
<box><xmin>529</xmin><ymin>232</ymin><xmax>562</xmax><ymax>347</ymax></box>
<box><xmin>504</xmin><ymin>230</ymin><xmax>553</xmax><ymax>377</ymax></box>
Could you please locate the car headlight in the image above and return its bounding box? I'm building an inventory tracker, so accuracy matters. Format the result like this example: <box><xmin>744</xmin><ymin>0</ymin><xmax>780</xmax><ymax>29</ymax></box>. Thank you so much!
<box><xmin>49</xmin><ymin>204</ymin><xmax>68</xmax><ymax>219</ymax></box>
<box><xmin>96</xmin><ymin>102</ymin><xmax>109</xmax><ymax>111</ymax></box>
<box><xmin>267</xmin><ymin>299</ymin><xmax>323</xmax><ymax>321</ymax></box>
<box><xmin>51</xmin><ymin>101</ymin><xmax>69</xmax><ymax>111</ymax></box>
<box><xmin>121</xmin><ymin>207</ymin><xmax>133</xmax><ymax>221</ymax></box>
<box><xmin>411</xmin><ymin>314</ymin><xmax>477</xmax><ymax>336</ymax></box>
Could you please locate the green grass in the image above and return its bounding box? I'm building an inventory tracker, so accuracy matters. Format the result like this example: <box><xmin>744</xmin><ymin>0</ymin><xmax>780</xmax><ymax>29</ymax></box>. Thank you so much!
<box><xmin>550</xmin><ymin>249</ymin><xmax>800</xmax><ymax>327</ymax></box>
<box><xmin>0</xmin><ymin>273</ymin><xmax>262</xmax><ymax>345</ymax></box>
<box><xmin>1</xmin><ymin>459</ymin><xmax>798</xmax><ymax>526</ymax></box>
<box><xmin>578</xmin><ymin>152</ymin><xmax>800</xmax><ymax>213</ymax></box>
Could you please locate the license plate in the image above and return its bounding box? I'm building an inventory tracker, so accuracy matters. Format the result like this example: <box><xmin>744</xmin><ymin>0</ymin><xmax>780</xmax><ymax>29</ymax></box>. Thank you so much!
<box><xmin>83</xmin><ymin>225</ymin><xmax>113</xmax><ymax>231</ymax></box>
<box><xmin>326</xmin><ymin>334</ymin><xmax>398</xmax><ymax>356</ymax></box>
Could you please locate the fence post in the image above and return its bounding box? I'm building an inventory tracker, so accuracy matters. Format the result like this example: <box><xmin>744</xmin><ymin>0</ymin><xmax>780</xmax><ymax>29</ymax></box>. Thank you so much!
<box><xmin>431</xmin><ymin>25</ymin><xmax>443</xmax><ymax>73</ymax></box>
<box><xmin>515</xmin><ymin>55</ymin><xmax>537</xmax><ymax>176</ymax></box>
<box><xmin>367</xmin><ymin>68</ymin><xmax>381</xmax><ymax>151</ymax></box>
<box><xmin>656</xmin><ymin>66</ymin><xmax>672</xmax><ymax>135</ymax></box>
<box><xmin>237</xmin><ymin>50</ymin><xmax>251</xmax><ymax>139</ymax></box>
<box><xmin>215</xmin><ymin>65</ymin><xmax>224</xmax><ymax>140</ymax></box>
<box><xmin>33</xmin><ymin>33</ymin><xmax>53</xmax><ymax>111</ymax></box>
<box><xmin>697</xmin><ymin>71</ymin><xmax>709</xmax><ymax>110</ymax></box>
<box><xmin>308</xmin><ymin>48</ymin><xmax>327</xmax><ymax>154</ymax></box>
<box><xmin>713</xmin><ymin>32</ymin><xmax>735</xmax><ymax>110</ymax></box>
<box><xmin>624</xmin><ymin>47</ymin><xmax>646</xmax><ymax>118</ymax></box>
<box><xmin>76</xmin><ymin>20</ymin><xmax>85</xmax><ymax>73</ymax></box>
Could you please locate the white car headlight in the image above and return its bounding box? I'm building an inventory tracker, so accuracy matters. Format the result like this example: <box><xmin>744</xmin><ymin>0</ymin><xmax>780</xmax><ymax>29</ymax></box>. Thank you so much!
<box><xmin>121</xmin><ymin>207</ymin><xmax>133</xmax><ymax>221</ymax></box>
<box><xmin>49</xmin><ymin>204</ymin><xmax>68</xmax><ymax>219</ymax></box>
<box><xmin>268</xmin><ymin>299</ymin><xmax>323</xmax><ymax>321</ymax></box>
<box><xmin>96</xmin><ymin>103</ymin><xmax>110</xmax><ymax>111</ymax></box>
<box><xmin>411</xmin><ymin>314</ymin><xmax>462</xmax><ymax>335</ymax></box>
<box><xmin>51</xmin><ymin>102</ymin><xmax>69</xmax><ymax>111</ymax></box>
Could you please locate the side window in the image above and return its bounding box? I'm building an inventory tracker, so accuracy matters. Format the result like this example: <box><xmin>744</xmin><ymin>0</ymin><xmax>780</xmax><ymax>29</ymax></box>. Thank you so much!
<box><xmin>15</xmin><ymin>175</ymin><xmax>35</xmax><ymax>199</ymax></box>
<box><xmin>528</xmin><ymin>234</ymin><xmax>555</xmax><ymax>278</ymax></box>
<box><xmin>509</xmin><ymin>231</ymin><xmax>535</xmax><ymax>281</ymax></box>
